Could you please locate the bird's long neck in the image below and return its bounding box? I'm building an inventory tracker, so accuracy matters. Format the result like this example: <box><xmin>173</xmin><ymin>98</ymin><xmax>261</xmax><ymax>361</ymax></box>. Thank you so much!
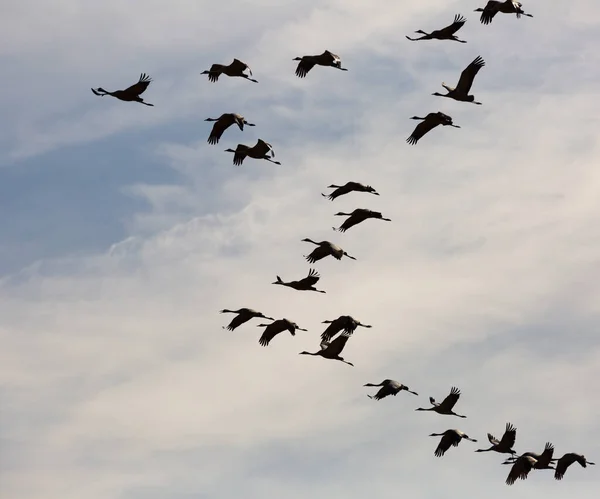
<box><xmin>304</xmin><ymin>239</ymin><xmax>319</xmax><ymax>245</ymax></box>
<box><xmin>364</xmin><ymin>383</ymin><xmax>383</xmax><ymax>387</ymax></box>
<box><xmin>299</xmin><ymin>351</ymin><xmax>318</xmax><ymax>356</ymax></box>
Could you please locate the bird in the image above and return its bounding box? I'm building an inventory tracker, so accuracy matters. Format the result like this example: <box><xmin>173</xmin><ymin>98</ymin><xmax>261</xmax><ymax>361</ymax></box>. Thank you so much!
<box><xmin>205</xmin><ymin>113</ymin><xmax>255</xmax><ymax>145</ymax></box>
<box><xmin>219</xmin><ymin>308</ymin><xmax>274</xmax><ymax>331</ymax></box>
<box><xmin>415</xmin><ymin>386</ymin><xmax>467</xmax><ymax>418</ymax></box>
<box><xmin>272</xmin><ymin>268</ymin><xmax>326</xmax><ymax>293</ymax></box>
<box><xmin>502</xmin><ymin>442</ymin><xmax>557</xmax><ymax>470</ymax></box>
<box><xmin>321</xmin><ymin>181</ymin><xmax>380</xmax><ymax>201</ymax></box>
<box><xmin>91</xmin><ymin>73</ymin><xmax>154</xmax><ymax>106</ymax></box>
<box><xmin>406</xmin><ymin>14</ymin><xmax>467</xmax><ymax>43</ymax></box>
<box><xmin>299</xmin><ymin>331</ymin><xmax>354</xmax><ymax>366</ymax></box>
<box><xmin>430</xmin><ymin>429</ymin><xmax>477</xmax><ymax>457</ymax></box>
<box><xmin>406</xmin><ymin>112</ymin><xmax>460</xmax><ymax>145</ymax></box>
<box><xmin>505</xmin><ymin>455</ymin><xmax>538</xmax><ymax>486</ymax></box>
<box><xmin>475</xmin><ymin>422</ymin><xmax>517</xmax><ymax>455</ymax></box>
<box><xmin>224</xmin><ymin>139</ymin><xmax>281</xmax><ymax>166</ymax></box>
<box><xmin>257</xmin><ymin>318</ymin><xmax>307</xmax><ymax>347</ymax></box>
<box><xmin>293</xmin><ymin>50</ymin><xmax>348</xmax><ymax>78</ymax></box>
<box><xmin>475</xmin><ymin>1</ymin><xmax>533</xmax><ymax>25</ymax></box>
<box><xmin>554</xmin><ymin>453</ymin><xmax>595</xmax><ymax>480</ymax></box>
<box><xmin>364</xmin><ymin>379</ymin><xmax>418</xmax><ymax>400</ymax></box>
<box><xmin>333</xmin><ymin>208</ymin><xmax>391</xmax><ymax>233</ymax></box>
<box><xmin>432</xmin><ymin>56</ymin><xmax>485</xmax><ymax>105</ymax></box>
<box><xmin>201</xmin><ymin>59</ymin><xmax>257</xmax><ymax>82</ymax></box>
<box><xmin>320</xmin><ymin>315</ymin><xmax>372</xmax><ymax>342</ymax></box>
<box><xmin>301</xmin><ymin>239</ymin><xmax>356</xmax><ymax>264</ymax></box>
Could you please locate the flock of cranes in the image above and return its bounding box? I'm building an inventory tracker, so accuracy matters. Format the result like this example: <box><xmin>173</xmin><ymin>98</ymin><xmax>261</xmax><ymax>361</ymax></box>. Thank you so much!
<box><xmin>89</xmin><ymin>0</ymin><xmax>595</xmax><ymax>489</ymax></box>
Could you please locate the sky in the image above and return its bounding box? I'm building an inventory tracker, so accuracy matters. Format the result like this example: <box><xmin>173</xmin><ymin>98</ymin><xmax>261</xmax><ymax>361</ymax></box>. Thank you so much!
<box><xmin>1</xmin><ymin>0</ymin><xmax>600</xmax><ymax>498</ymax></box>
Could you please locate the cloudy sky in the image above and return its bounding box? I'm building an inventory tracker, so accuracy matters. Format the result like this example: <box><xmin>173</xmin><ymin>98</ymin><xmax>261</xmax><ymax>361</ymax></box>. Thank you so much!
<box><xmin>2</xmin><ymin>0</ymin><xmax>600</xmax><ymax>498</ymax></box>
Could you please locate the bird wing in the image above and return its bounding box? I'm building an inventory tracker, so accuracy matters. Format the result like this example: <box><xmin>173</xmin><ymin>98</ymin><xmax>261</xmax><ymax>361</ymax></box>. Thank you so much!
<box><xmin>325</xmin><ymin>332</ymin><xmax>351</xmax><ymax>356</ymax></box>
<box><xmin>299</xmin><ymin>268</ymin><xmax>321</xmax><ymax>286</ymax></box>
<box><xmin>258</xmin><ymin>322</ymin><xmax>282</xmax><ymax>347</ymax></box>
<box><xmin>439</xmin><ymin>386</ymin><xmax>461</xmax><ymax>411</ymax></box>
<box><xmin>206</xmin><ymin>64</ymin><xmax>222</xmax><ymax>82</ymax></box>
<box><xmin>455</xmin><ymin>56</ymin><xmax>485</xmax><ymax>95</ymax></box>
<box><xmin>295</xmin><ymin>58</ymin><xmax>316</xmax><ymax>78</ymax></box>
<box><xmin>231</xmin><ymin>58</ymin><xmax>250</xmax><ymax>74</ymax></box>
<box><xmin>554</xmin><ymin>454</ymin><xmax>573</xmax><ymax>480</ymax></box>
<box><xmin>305</xmin><ymin>246</ymin><xmax>327</xmax><ymax>264</ymax></box>
<box><xmin>232</xmin><ymin>144</ymin><xmax>249</xmax><ymax>166</ymax></box>
<box><xmin>434</xmin><ymin>432</ymin><xmax>456</xmax><ymax>457</ymax></box>
<box><xmin>320</xmin><ymin>318</ymin><xmax>345</xmax><ymax>342</ymax></box>
<box><xmin>371</xmin><ymin>386</ymin><xmax>392</xmax><ymax>400</ymax></box>
<box><xmin>479</xmin><ymin>2</ymin><xmax>499</xmax><ymax>25</ymax></box>
<box><xmin>506</xmin><ymin>458</ymin><xmax>531</xmax><ymax>485</ymax></box>
<box><xmin>498</xmin><ymin>423</ymin><xmax>517</xmax><ymax>449</ymax></box>
<box><xmin>487</xmin><ymin>433</ymin><xmax>500</xmax><ymax>446</ymax></box>
<box><xmin>207</xmin><ymin>115</ymin><xmax>233</xmax><ymax>144</ymax></box>
<box><xmin>539</xmin><ymin>442</ymin><xmax>555</xmax><ymax>464</ymax></box>
<box><xmin>225</xmin><ymin>313</ymin><xmax>250</xmax><ymax>331</ymax></box>
<box><xmin>437</xmin><ymin>14</ymin><xmax>467</xmax><ymax>36</ymax></box>
<box><xmin>255</xmin><ymin>139</ymin><xmax>274</xmax><ymax>156</ymax></box>
<box><xmin>406</xmin><ymin>119</ymin><xmax>439</xmax><ymax>145</ymax></box>
<box><xmin>124</xmin><ymin>73</ymin><xmax>152</xmax><ymax>96</ymax></box>
<box><xmin>326</xmin><ymin>184</ymin><xmax>351</xmax><ymax>200</ymax></box>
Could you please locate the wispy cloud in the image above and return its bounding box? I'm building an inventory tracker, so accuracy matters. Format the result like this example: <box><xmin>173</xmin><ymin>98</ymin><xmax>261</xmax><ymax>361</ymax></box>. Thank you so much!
<box><xmin>2</xmin><ymin>1</ymin><xmax>600</xmax><ymax>498</ymax></box>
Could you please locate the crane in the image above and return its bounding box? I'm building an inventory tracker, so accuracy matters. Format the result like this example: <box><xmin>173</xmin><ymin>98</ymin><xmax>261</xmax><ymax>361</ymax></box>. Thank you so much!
<box><xmin>432</xmin><ymin>56</ymin><xmax>485</xmax><ymax>105</ymax></box>
<box><xmin>406</xmin><ymin>14</ymin><xmax>467</xmax><ymax>43</ymax></box>
<box><xmin>406</xmin><ymin>112</ymin><xmax>460</xmax><ymax>145</ymax></box>
<box><xmin>257</xmin><ymin>318</ymin><xmax>307</xmax><ymax>347</ymax></box>
<box><xmin>415</xmin><ymin>386</ymin><xmax>467</xmax><ymax>418</ymax></box>
<box><xmin>364</xmin><ymin>379</ymin><xmax>418</xmax><ymax>400</ymax></box>
<box><xmin>333</xmin><ymin>208</ymin><xmax>391</xmax><ymax>233</ymax></box>
<box><xmin>475</xmin><ymin>1</ymin><xmax>533</xmax><ymax>25</ymax></box>
<box><xmin>301</xmin><ymin>239</ymin><xmax>356</xmax><ymax>263</ymax></box>
<box><xmin>321</xmin><ymin>181</ymin><xmax>379</xmax><ymax>201</ymax></box>
<box><xmin>201</xmin><ymin>59</ymin><xmax>258</xmax><ymax>82</ymax></box>
<box><xmin>299</xmin><ymin>331</ymin><xmax>354</xmax><ymax>366</ymax></box>
<box><xmin>272</xmin><ymin>268</ymin><xmax>326</xmax><ymax>293</ymax></box>
<box><xmin>320</xmin><ymin>315</ymin><xmax>372</xmax><ymax>342</ymax></box>
<box><xmin>475</xmin><ymin>422</ymin><xmax>517</xmax><ymax>455</ymax></box>
<box><xmin>224</xmin><ymin>139</ymin><xmax>281</xmax><ymax>166</ymax></box>
<box><xmin>554</xmin><ymin>453</ymin><xmax>595</xmax><ymax>480</ymax></box>
<box><xmin>219</xmin><ymin>308</ymin><xmax>274</xmax><ymax>331</ymax></box>
<box><xmin>293</xmin><ymin>50</ymin><xmax>348</xmax><ymax>78</ymax></box>
<box><xmin>429</xmin><ymin>429</ymin><xmax>477</xmax><ymax>457</ymax></box>
<box><xmin>205</xmin><ymin>113</ymin><xmax>255</xmax><ymax>144</ymax></box>
<box><xmin>91</xmin><ymin>73</ymin><xmax>154</xmax><ymax>106</ymax></box>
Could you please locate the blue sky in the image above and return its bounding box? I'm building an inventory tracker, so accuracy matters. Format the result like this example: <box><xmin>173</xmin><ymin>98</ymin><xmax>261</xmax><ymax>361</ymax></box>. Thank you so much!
<box><xmin>1</xmin><ymin>1</ymin><xmax>600</xmax><ymax>498</ymax></box>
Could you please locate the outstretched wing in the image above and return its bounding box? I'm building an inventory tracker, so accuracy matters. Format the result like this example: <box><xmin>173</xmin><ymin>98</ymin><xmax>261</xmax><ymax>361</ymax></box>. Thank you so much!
<box><xmin>255</xmin><ymin>139</ymin><xmax>274</xmax><ymax>157</ymax></box>
<box><xmin>438</xmin><ymin>14</ymin><xmax>467</xmax><ymax>36</ymax></box>
<box><xmin>455</xmin><ymin>56</ymin><xmax>485</xmax><ymax>95</ymax></box>
<box><xmin>300</xmin><ymin>268</ymin><xmax>321</xmax><ymax>286</ymax></box>
<box><xmin>224</xmin><ymin>314</ymin><xmax>250</xmax><ymax>331</ymax></box>
<box><xmin>325</xmin><ymin>331</ymin><xmax>352</xmax><ymax>356</ymax></box>
<box><xmin>295</xmin><ymin>58</ymin><xmax>316</xmax><ymax>78</ymax></box>
<box><xmin>232</xmin><ymin>144</ymin><xmax>249</xmax><ymax>166</ymax></box>
<box><xmin>434</xmin><ymin>432</ymin><xmax>457</xmax><ymax>457</ymax></box>
<box><xmin>407</xmin><ymin>119</ymin><xmax>439</xmax><ymax>145</ymax></box>
<box><xmin>124</xmin><ymin>73</ymin><xmax>152</xmax><ymax>96</ymax></box>
<box><xmin>231</xmin><ymin>58</ymin><xmax>251</xmax><ymax>75</ymax></box>
<box><xmin>207</xmin><ymin>116</ymin><xmax>233</xmax><ymax>145</ymax></box>
<box><xmin>499</xmin><ymin>423</ymin><xmax>517</xmax><ymax>449</ymax></box>
<box><xmin>438</xmin><ymin>386</ymin><xmax>461</xmax><ymax>411</ymax></box>
<box><xmin>320</xmin><ymin>317</ymin><xmax>344</xmax><ymax>342</ymax></box>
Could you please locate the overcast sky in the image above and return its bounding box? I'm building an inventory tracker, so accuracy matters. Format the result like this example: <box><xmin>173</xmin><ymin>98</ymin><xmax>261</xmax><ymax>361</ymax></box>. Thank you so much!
<box><xmin>1</xmin><ymin>1</ymin><xmax>600</xmax><ymax>498</ymax></box>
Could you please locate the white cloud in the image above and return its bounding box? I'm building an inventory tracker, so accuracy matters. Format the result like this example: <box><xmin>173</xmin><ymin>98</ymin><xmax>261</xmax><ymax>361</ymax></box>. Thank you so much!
<box><xmin>2</xmin><ymin>1</ymin><xmax>600</xmax><ymax>498</ymax></box>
